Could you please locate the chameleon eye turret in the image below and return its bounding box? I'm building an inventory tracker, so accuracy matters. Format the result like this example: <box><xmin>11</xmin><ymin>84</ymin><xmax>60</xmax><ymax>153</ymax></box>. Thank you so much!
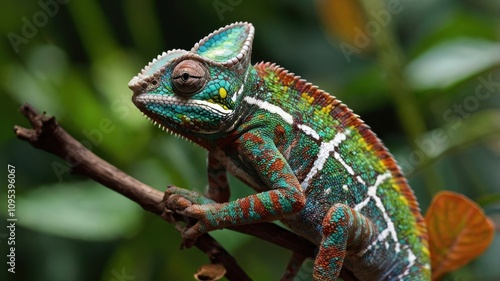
<box><xmin>128</xmin><ymin>23</ymin><xmax>254</xmax><ymax>135</ymax></box>
<box><xmin>171</xmin><ymin>60</ymin><xmax>208</xmax><ymax>97</ymax></box>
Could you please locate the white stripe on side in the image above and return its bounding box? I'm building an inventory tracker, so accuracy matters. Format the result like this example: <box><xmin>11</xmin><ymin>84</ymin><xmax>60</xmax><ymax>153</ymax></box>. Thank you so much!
<box><xmin>354</xmin><ymin>172</ymin><xmax>402</xmax><ymax>254</ymax></box>
<box><xmin>244</xmin><ymin>96</ymin><xmax>294</xmax><ymax>124</ymax></box>
<box><xmin>300</xmin><ymin>131</ymin><xmax>348</xmax><ymax>190</ymax></box>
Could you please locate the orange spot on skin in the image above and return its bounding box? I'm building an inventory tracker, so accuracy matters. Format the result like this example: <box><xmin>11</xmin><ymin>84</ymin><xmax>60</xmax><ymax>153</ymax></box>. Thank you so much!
<box><xmin>269</xmin><ymin>191</ymin><xmax>281</xmax><ymax>209</ymax></box>
<box><xmin>242</xmin><ymin>132</ymin><xmax>264</xmax><ymax>144</ymax></box>
<box><xmin>251</xmin><ymin>195</ymin><xmax>270</xmax><ymax>217</ymax></box>
<box><xmin>275</xmin><ymin>124</ymin><xmax>285</xmax><ymax>136</ymax></box>
<box><xmin>270</xmin><ymin>158</ymin><xmax>285</xmax><ymax>171</ymax></box>
<box><xmin>240</xmin><ymin>196</ymin><xmax>252</xmax><ymax>219</ymax></box>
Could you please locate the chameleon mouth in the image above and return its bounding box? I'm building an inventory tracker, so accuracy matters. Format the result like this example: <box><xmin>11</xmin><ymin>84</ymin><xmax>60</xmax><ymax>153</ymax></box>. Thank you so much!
<box><xmin>133</xmin><ymin>94</ymin><xmax>233</xmax><ymax>116</ymax></box>
<box><xmin>132</xmin><ymin>94</ymin><xmax>234</xmax><ymax>134</ymax></box>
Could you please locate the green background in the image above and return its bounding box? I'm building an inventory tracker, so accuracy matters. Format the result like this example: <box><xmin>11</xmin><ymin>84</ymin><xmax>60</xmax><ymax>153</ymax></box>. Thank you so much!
<box><xmin>1</xmin><ymin>0</ymin><xmax>499</xmax><ymax>280</ymax></box>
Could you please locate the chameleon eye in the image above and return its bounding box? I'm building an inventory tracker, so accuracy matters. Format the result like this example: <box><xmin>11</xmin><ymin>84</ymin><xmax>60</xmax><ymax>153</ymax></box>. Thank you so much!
<box><xmin>172</xmin><ymin>60</ymin><xmax>208</xmax><ymax>97</ymax></box>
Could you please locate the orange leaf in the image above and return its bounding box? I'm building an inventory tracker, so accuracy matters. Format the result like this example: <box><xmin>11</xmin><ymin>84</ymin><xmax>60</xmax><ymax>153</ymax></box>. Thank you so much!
<box><xmin>315</xmin><ymin>0</ymin><xmax>373</xmax><ymax>53</ymax></box>
<box><xmin>425</xmin><ymin>191</ymin><xmax>495</xmax><ymax>281</ymax></box>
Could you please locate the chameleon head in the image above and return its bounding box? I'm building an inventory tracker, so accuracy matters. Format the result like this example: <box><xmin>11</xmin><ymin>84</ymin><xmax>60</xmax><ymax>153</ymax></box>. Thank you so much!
<box><xmin>128</xmin><ymin>22</ymin><xmax>255</xmax><ymax>136</ymax></box>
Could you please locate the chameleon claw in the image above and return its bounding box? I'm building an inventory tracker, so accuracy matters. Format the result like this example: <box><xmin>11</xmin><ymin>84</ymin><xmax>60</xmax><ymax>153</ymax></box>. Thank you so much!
<box><xmin>166</xmin><ymin>194</ymin><xmax>193</xmax><ymax>211</ymax></box>
<box><xmin>161</xmin><ymin>208</ymin><xmax>177</xmax><ymax>223</ymax></box>
<box><xmin>163</xmin><ymin>185</ymin><xmax>177</xmax><ymax>199</ymax></box>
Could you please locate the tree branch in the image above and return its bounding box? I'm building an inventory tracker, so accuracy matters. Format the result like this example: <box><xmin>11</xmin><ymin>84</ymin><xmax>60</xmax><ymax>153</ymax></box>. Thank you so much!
<box><xmin>13</xmin><ymin>103</ymin><xmax>357</xmax><ymax>281</ymax></box>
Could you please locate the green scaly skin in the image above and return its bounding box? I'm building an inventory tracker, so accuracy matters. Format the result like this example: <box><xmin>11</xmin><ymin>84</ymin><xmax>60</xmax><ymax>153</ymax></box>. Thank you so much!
<box><xmin>129</xmin><ymin>22</ymin><xmax>430</xmax><ymax>281</ymax></box>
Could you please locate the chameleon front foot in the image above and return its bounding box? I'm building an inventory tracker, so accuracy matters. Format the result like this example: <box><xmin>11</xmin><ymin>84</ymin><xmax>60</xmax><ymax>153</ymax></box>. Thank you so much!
<box><xmin>166</xmin><ymin>194</ymin><xmax>193</xmax><ymax>211</ymax></box>
<box><xmin>162</xmin><ymin>185</ymin><xmax>195</xmax><ymax>223</ymax></box>
<box><xmin>162</xmin><ymin>185</ymin><xmax>216</xmax><ymax>247</ymax></box>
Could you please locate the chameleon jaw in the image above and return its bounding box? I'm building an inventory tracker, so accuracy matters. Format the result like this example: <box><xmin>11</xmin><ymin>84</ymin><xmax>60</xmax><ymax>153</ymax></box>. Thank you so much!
<box><xmin>133</xmin><ymin>94</ymin><xmax>233</xmax><ymax>115</ymax></box>
<box><xmin>133</xmin><ymin>93</ymin><xmax>234</xmax><ymax>134</ymax></box>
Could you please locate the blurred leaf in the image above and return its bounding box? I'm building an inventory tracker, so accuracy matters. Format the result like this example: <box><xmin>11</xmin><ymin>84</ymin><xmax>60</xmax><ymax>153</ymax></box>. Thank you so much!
<box><xmin>155</xmin><ymin>136</ymin><xmax>207</xmax><ymax>189</ymax></box>
<box><xmin>211</xmin><ymin>229</ymin><xmax>253</xmax><ymax>253</ymax></box>
<box><xmin>409</xmin><ymin>10</ymin><xmax>499</xmax><ymax>60</ymax></box>
<box><xmin>425</xmin><ymin>191</ymin><xmax>495</xmax><ymax>280</ymax></box>
<box><xmin>16</xmin><ymin>181</ymin><xmax>142</xmax><ymax>241</ymax></box>
<box><xmin>405</xmin><ymin>109</ymin><xmax>500</xmax><ymax>177</ymax></box>
<box><xmin>67</xmin><ymin>0</ymin><xmax>118</xmax><ymax>60</ymax></box>
<box><xmin>476</xmin><ymin>193</ymin><xmax>500</xmax><ymax>207</ymax></box>
<box><xmin>341</xmin><ymin>65</ymin><xmax>389</xmax><ymax>112</ymax></box>
<box><xmin>92</xmin><ymin>50</ymin><xmax>143</xmax><ymax>131</ymax></box>
<box><xmin>406</xmin><ymin>38</ymin><xmax>500</xmax><ymax>91</ymax></box>
<box><xmin>4</xmin><ymin>45</ymin><xmax>68</xmax><ymax>116</ymax></box>
<box><xmin>101</xmin><ymin>215</ymin><xmax>209</xmax><ymax>281</ymax></box>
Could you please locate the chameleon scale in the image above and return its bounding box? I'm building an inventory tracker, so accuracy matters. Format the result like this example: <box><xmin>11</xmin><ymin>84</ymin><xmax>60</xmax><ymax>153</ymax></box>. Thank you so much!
<box><xmin>129</xmin><ymin>22</ymin><xmax>430</xmax><ymax>280</ymax></box>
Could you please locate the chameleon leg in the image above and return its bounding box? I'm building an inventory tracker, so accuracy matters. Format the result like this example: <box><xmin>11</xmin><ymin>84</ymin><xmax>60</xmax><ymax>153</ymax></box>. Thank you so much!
<box><xmin>163</xmin><ymin>186</ymin><xmax>219</xmax><ymax>246</ymax></box>
<box><xmin>163</xmin><ymin>153</ymin><xmax>228</xmax><ymax>223</ymax></box>
<box><xmin>313</xmin><ymin>203</ymin><xmax>377</xmax><ymax>281</ymax></box>
<box><xmin>167</xmin><ymin>137</ymin><xmax>306</xmax><ymax>246</ymax></box>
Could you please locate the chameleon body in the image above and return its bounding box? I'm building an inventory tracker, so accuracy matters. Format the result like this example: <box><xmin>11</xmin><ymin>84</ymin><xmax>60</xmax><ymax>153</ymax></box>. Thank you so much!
<box><xmin>129</xmin><ymin>22</ymin><xmax>430</xmax><ymax>280</ymax></box>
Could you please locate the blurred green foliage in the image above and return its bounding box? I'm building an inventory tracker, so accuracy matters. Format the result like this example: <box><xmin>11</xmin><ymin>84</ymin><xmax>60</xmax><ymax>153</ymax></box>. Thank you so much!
<box><xmin>1</xmin><ymin>0</ymin><xmax>499</xmax><ymax>280</ymax></box>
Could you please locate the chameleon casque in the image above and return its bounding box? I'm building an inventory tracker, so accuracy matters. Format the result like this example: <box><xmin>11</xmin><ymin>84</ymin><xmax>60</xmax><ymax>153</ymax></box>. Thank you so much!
<box><xmin>128</xmin><ymin>22</ymin><xmax>430</xmax><ymax>280</ymax></box>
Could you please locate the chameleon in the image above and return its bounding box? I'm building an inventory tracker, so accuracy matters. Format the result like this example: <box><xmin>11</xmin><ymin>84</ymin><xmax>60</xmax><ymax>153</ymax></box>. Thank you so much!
<box><xmin>128</xmin><ymin>22</ymin><xmax>430</xmax><ymax>280</ymax></box>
